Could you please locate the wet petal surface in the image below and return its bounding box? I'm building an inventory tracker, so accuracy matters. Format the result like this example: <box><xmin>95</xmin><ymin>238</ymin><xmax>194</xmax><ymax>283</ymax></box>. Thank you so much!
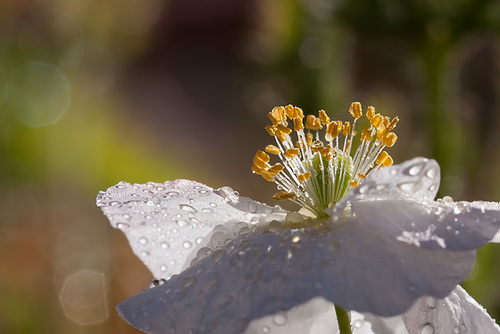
<box><xmin>97</xmin><ymin>180</ymin><xmax>285</xmax><ymax>278</ymax></box>
<box><xmin>402</xmin><ymin>285</ymin><xmax>500</xmax><ymax>333</ymax></box>
<box><xmin>116</xmin><ymin>219</ymin><xmax>475</xmax><ymax>333</ymax></box>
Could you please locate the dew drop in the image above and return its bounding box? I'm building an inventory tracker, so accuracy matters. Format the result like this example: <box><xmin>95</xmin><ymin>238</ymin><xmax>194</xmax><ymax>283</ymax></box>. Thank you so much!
<box><xmin>177</xmin><ymin>220</ymin><xmax>189</xmax><ymax>227</ymax></box>
<box><xmin>202</xmin><ymin>208</ymin><xmax>214</xmax><ymax>213</ymax></box>
<box><xmin>273</xmin><ymin>313</ymin><xmax>287</xmax><ymax>326</ymax></box>
<box><xmin>195</xmin><ymin>237</ymin><xmax>203</xmax><ymax>244</ymax></box>
<box><xmin>117</xmin><ymin>223</ymin><xmax>130</xmax><ymax>229</ymax></box>
<box><xmin>407</xmin><ymin>163</ymin><xmax>424</xmax><ymax>176</ymax></box>
<box><xmin>166</xmin><ymin>191</ymin><xmax>179</xmax><ymax>198</ymax></box>
<box><xmin>183</xmin><ymin>241</ymin><xmax>193</xmax><ymax>249</ymax></box>
<box><xmin>161</xmin><ymin>242</ymin><xmax>170</xmax><ymax>250</ymax></box>
<box><xmin>262</xmin><ymin>325</ymin><xmax>270</xmax><ymax>333</ymax></box>
<box><xmin>420</xmin><ymin>323</ymin><xmax>435</xmax><ymax>334</ymax></box>
<box><xmin>248</xmin><ymin>201</ymin><xmax>257</xmax><ymax>213</ymax></box>
<box><xmin>390</xmin><ymin>169</ymin><xmax>397</xmax><ymax>176</ymax></box>
<box><xmin>209</xmin><ymin>202</ymin><xmax>217</xmax><ymax>207</ymax></box>
<box><xmin>353</xmin><ymin>319</ymin><xmax>363</xmax><ymax>328</ymax></box>
<box><xmin>427</xmin><ymin>297</ymin><xmax>437</xmax><ymax>309</ymax></box>
<box><xmin>110</xmin><ymin>201</ymin><xmax>121</xmax><ymax>206</ymax></box>
<box><xmin>426</xmin><ymin>167</ymin><xmax>437</xmax><ymax>179</ymax></box>
<box><xmin>140</xmin><ymin>250</ymin><xmax>149</xmax><ymax>257</ymax></box>
<box><xmin>160</xmin><ymin>263</ymin><xmax>168</xmax><ymax>272</ymax></box>
<box><xmin>180</xmin><ymin>204</ymin><xmax>197</xmax><ymax>213</ymax></box>
<box><xmin>139</xmin><ymin>237</ymin><xmax>148</xmax><ymax>245</ymax></box>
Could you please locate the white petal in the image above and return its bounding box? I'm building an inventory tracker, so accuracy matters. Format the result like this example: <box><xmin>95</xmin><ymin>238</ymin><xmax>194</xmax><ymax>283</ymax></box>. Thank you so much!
<box><xmin>402</xmin><ymin>285</ymin><xmax>500</xmax><ymax>333</ymax></box>
<box><xmin>331</xmin><ymin>157</ymin><xmax>440</xmax><ymax>218</ymax></box>
<box><xmin>116</xmin><ymin>219</ymin><xmax>475</xmax><ymax>333</ymax></box>
<box><xmin>97</xmin><ymin>180</ymin><xmax>285</xmax><ymax>278</ymax></box>
<box><xmin>350</xmin><ymin>199</ymin><xmax>500</xmax><ymax>251</ymax></box>
<box><xmin>361</xmin><ymin>313</ymin><xmax>408</xmax><ymax>334</ymax></box>
<box><xmin>244</xmin><ymin>297</ymin><xmax>339</xmax><ymax>334</ymax></box>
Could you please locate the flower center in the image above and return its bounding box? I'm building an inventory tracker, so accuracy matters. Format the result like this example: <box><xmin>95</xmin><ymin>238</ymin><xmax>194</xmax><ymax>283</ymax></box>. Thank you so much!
<box><xmin>252</xmin><ymin>102</ymin><xmax>398</xmax><ymax>218</ymax></box>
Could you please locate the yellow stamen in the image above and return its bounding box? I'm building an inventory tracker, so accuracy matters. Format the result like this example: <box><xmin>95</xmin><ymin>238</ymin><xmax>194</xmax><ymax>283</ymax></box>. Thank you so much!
<box><xmin>383</xmin><ymin>132</ymin><xmax>398</xmax><ymax>147</ymax></box>
<box><xmin>276</xmin><ymin>124</ymin><xmax>292</xmax><ymax>135</ymax></box>
<box><xmin>265</xmin><ymin>145</ymin><xmax>281</xmax><ymax>155</ymax></box>
<box><xmin>297</xmin><ymin>172</ymin><xmax>311</xmax><ymax>182</ymax></box>
<box><xmin>293</xmin><ymin>117</ymin><xmax>304</xmax><ymax>131</ymax></box>
<box><xmin>284</xmin><ymin>148</ymin><xmax>300</xmax><ymax>158</ymax></box>
<box><xmin>325</xmin><ymin>121</ymin><xmax>342</xmax><ymax>141</ymax></box>
<box><xmin>342</xmin><ymin>121</ymin><xmax>351</xmax><ymax>136</ymax></box>
<box><xmin>268</xmin><ymin>163</ymin><xmax>285</xmax><ymax>174</ymax></box>
<box><xmin>349</xmin><ymin>102</ymin><xmax>362</xmax><ymax>118</ymax></box>
<box><xmin>319</xmin><ymin>109</ymin><xmax>330</xmax><ymax>125</ymax></box>
<box><xmin>349</xmin><ymin>179</ymin><xmax>360</xmax><ymax>187</ymax></box>
<box><xmin>366</xmin><ymin>106</ymin><xmax>375</xmax><ymax>120</ymax></box>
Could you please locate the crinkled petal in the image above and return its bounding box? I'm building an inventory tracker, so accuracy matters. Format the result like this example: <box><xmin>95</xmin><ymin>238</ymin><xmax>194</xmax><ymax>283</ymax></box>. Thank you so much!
<box><xmin>351</xmin><ymin>199</ymin><xmax>500</xmax><ymax>251</ymax></box>
<box><xmin>97</xmin><ymin>180</ymin><xmax>285</xmax><ymax>278</ymax></box>
<box><xmin>402</xmin><ymin>285</ymin><xmax>500</xmax><ymax>333</ymax></box>
<box><xmin>116</xmin><ymin>218</ymin><xmax>475</xmax><ymax>333</ymax></box>
<box><xmin>332</xmin><ymin>157</ymin><xmax>440</xmax><ymax>217</ymax></box>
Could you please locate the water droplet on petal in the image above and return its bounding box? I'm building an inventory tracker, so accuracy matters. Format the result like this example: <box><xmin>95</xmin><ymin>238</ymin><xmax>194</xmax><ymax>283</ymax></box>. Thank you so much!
<box><xmin>353</xmin><ymin>319</ymin><xmax>363</xmax><ymax>328</ymax></box>
<box><xmin>160</xmin><ymin>264</ymin><xmax>168</xmax><ymax>272</ymax></box>
<box><xmin>426</xmin><ymin>167</ymin><xmax>437</xmax><ymax>179</ymax></box>
<box><xmin>139</xmin><ymin>237</ymin><xmax>148</xmax><ymax>245</ymax></box>
<box><xmin>420</xmin><ymin>323</ymin><xmax>435</xmax><ymax>334</ymax></box>
<box><xmin>427</xmin><ymin>297</ymin><xmax>437</xmax><ymax>309</ymax></box>
<box><xmin>117</xmin><ymin>223</ymin><xmax>130</xmax><ymax>229</ymax></box>
<box><xmin>161</xmin><ymin>242</ymin><xmax>170</xmax><ymax>249</ymax></box>
<box><xmin>273</xmin><ymin>313</ymin><xmax>287</xmax><ymax>326</ymax></box>
<box><xmin>262</xmin><ymin>325</ymin><xmax>270</xmax><ymax>333</ymax></box>
<box><xmin>248</xmin><ymin>201</ymin><xmax>257</xmax><ymax>213</ymax></box>
<box><xmin>180</xmin><ymin>204</ymin><xmax>197</xmax><ymax>213</ymax></box>
<box><xmin>407</xmin><ymin>163</ymin><xmax>424</xmax><ymax>176</ymax></box>
<box><xmin>202</xmin><ymin>208</ymin><xmax>213</xmax><ymax>213</ymax></box>
<box><xmin>183</xmin><ymin>241</ymin><xmax>193</xmax><ymax>249</ymax></box>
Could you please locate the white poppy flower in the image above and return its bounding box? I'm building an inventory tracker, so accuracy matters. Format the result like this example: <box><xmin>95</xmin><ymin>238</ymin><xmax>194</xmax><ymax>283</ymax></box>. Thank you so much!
<box><xmin>97</xmin><ymin>103</ymin><xmax>500</xmax><ymax>333</ymax></box>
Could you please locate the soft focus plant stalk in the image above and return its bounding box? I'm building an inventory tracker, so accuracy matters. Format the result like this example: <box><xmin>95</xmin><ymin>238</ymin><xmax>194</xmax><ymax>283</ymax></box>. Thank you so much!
<box><xmin>335</xmin><ymin>305</ymin><xmax>352</xmax><ymax>334</ymax></box>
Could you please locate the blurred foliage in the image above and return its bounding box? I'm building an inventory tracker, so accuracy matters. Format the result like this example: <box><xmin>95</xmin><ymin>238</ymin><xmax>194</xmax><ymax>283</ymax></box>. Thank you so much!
<box><xmin>0</xmin><ymin>0</ymin><xmax>500</xmax><ymax>333</ymax></box>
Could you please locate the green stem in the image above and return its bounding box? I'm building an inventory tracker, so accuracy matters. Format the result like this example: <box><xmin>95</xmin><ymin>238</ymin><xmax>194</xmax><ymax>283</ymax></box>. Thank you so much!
<box><xmin>335</xmin><ymin>305</ymin><xmax>352</xmax><ymax>334</ymax></box>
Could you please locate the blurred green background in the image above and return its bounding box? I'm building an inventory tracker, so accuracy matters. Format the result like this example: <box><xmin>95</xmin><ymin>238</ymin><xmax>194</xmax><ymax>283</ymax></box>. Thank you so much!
<box><xmin>1</xmin><ymin>0</ymin><xmax>500</xmax><ymax>333</ymax></box>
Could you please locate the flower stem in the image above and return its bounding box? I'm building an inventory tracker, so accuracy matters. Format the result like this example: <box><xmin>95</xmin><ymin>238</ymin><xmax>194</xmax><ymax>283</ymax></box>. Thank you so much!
<box><xmin>335</xmin><ymin>305</ymin><xmax>352</xmax><ymax>334</ymax></box>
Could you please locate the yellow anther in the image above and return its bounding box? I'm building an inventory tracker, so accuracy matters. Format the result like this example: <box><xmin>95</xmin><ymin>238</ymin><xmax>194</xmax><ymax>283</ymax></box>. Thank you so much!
<box><xmin>311</xmin><ymin>140</ymin><xmax>325</xmax><ymax>153</ymax></box>
<box><xmin>261</xmin><ymin>171</ymin><xmax>275</xmax><ymax>182</ymax></box>
<box><xmin>376</xmin><ymin>125</ymin><xmax>388</xmax><ymax>141</ymax></box>
<box><xmin>345</xmin><ymin>139</ymin><xmax>351</xmax><ymax>152</ymax></box>
<box><xmin>297</xmin><ymin>172</ymin><xmax>311</xmax><ymax>182</ymax></box>
<box><xmin>293</xmin><ymin>117</ymin><xmax>304</xmax><ymax>131</ymax></box>
<box><xmin>305</xmin><ymin>115</ymin><xmax>322</xmax><ymax>130</ymax></box>
<box><xmin>376</xmin><ymin>151</ymin><xmax>393</xmax><ymax>166</ymax></box>
<box><xmin>361</xmin><ymin>128</ymin><xmax>372</xmax><ymax>141</ymax></box>
<box><xmin>268</xmin><ymin>163</ymin><xmax>285</xmax><ymax>174</ymax></box>
<box><xmin>349</xmin><ymin>179</ymin><xmax>360</xmax><ymax>187</ymax></box>
<box><xmin>383</xmin><ymin>132</ymin><xmax>398</xmax><ymax>147</ymax></box>
<box><xmin>366</xmin><ymin>106</ymin><xmax>375</xmax><ymax>120</ymax></box>
<box><xmin>268</xmin><ymin>107</ymin><xmax>283</xmax><ymax>125</ymax></box>
<box><xmin>251</xmin><ymin>164</ymin><xmax>263</xmax><ymax>174</ymax></box>
<box><xmin>265</xmin><ymin>145</ymin><xmax>281</xmax><ymax>155</ymax></box>
<box><xmin>285</xmin><ymin>105</ymin><xmax>295</xmax><ymax>119</ymax></box>
<box><xmin>276</xmin><ymin>130</ymin><xmax>287</xmax><ymax>142</ymax></box>
<box><xmin>256</xmin><ymin>150</ymin><xmax>270</xmax><ymax>162</ymax></box>
<box><xmin>358</xmin><ymin>172</ymin><xmax>366</xmax><ymax>179</ymax></box>
<box><xmin>276</xmin><ymin>124</ymin><xmax>292</xmax><ymax>135</ymax></box>
<box><xmin>284</xmin><ymin>148</ymin><xmax>300</xmax><ymax>158</ymax></box>
<box><xmin>306</xmin><ymin>132</ymin><xmax>313</xmax><ymax>146</ymax></box>
<box><xmin>388</xmin><ymin>117</ymin><xmax>399</xmax><ymax>130</ymax></box>
<box><xmin>294</xmin><ymin>107</ymin><xmax>304</xmax><ymax>118</ymax></box>
<box><xmin>319</xmin><ymin>110</ymin><xmax>330</xmax><ymax>125</ymax></box>
<box><xmin>265</xmin><ymin>125</ymin><xmax>277</xmax><ymax>136</ymax></box>
<box><xmin>371</xmin><ymin>114</ymin><xmax>383</xmax><ymax>127</ymax></box>
<box><xmin>343</xmin><ymin>121</ymin><xmax>351</xmax><ymax>136</ymax></box>
<box><xmin>253</xmin><ymin>156</ymin><xmax>268</xmax><ymax>169</ymax></box>
<box><xmin>382</xmin><ymin>116</ymin><xmax>390</xmax><ymax>128</ymax></box>
<box><xmin>273</xmin><ymin>191</ymin><xmax>296</xmax><ymax>201</ymax></box>
<box><xmin>325</xmin><ymin>120</ymin><xmax>342</xmax><ymax>141</ymax></box>
<box><xmin>349</xmin><ymin>102</ymin><xmax>362</xmax><ymax>118</ymax></box>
